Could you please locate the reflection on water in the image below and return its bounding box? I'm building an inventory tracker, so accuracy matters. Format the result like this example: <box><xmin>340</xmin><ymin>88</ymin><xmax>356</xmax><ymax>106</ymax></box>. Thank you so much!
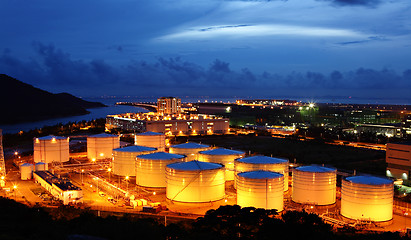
<box><xmin>0</xmin><ymin>103</ymin><xmax>147</xmax><ymax>134</ymax></box>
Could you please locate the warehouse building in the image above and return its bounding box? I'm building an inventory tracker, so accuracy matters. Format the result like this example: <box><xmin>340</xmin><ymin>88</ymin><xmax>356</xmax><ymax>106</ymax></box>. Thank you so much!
<box><xmin>33</xmin><ymin>171</ymin><xmax>83</xmax><ymax>205</ymax></box>
<box><xmin>106</xmin><ymin>113</ymin><xmax>229</xmax><ymax>135</ymax></box>
<box><xmin>386</xmin><ymin>142</ymin><xmax>411</xmax><ymax>183</ymax></box>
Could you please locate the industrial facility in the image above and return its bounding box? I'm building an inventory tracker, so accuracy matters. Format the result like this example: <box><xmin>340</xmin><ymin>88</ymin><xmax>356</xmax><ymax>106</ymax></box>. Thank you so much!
<box><xmin>169</xmin><ymin>142</ymin><xmax>211</xmax><ymax>161</ymax></box>
<box><xmin>87</xmin><ymin>133</ymin><xmax>120</xmax><ymax>161</ymax></box>
<box><xmin>33</xmin><ymin>135</ymin><xmax>70</xmax><ymax>165</ymax></box>
<box><xmin>292</xmin><ymin>165</ymin><xmax>337</xmax><ymax>205</ymax></box>
<box><xmin>33</xmin><ymin>171</ymin><xmax>83</xmax><ymax>205</ymax></box>
<box><xmin>112</xmin><ymin>145</ymin><xmax>157</xmax><ymax>177</ymax></box>
<box><xmin>166</xmin><ymin>160</ymin><xmax>226</xmax><ymax>203</ymax></box>
<box><xmin>106</xmin><ymin>112</ymin><xmax>230</xmax><ymax>135</ymax></box>
<box><xmin>135</xmin><ymin>131</ymin><xmax>165</xmax><ymax>151</ymax></box>
<box><xmin>199</xmin><ymin>148</ymin><xmax>245</xmax><ymax>181</ymax></box>
<box><xmin>236</xmin><ymin>170</ymin><xmax>284</xmax><ymax>211</ymax></box>
<box><xmin>235</xmin><ymin>156</ymin><xmax>289</xmax><ymax>191</ymax></box>
<box><xmin>386</xmin><ymin>142</ymin><xmax>411</xmax><ymax>184</ymax></box>
<box><xmin>136</xmin><ymin>152</ymin><xmax>186</xmax><ymax>188</ymax></box>
<box><xmin>341</xmin><ymin>176</ymin><xmax>394</xmax><ymax>222</ymax></box>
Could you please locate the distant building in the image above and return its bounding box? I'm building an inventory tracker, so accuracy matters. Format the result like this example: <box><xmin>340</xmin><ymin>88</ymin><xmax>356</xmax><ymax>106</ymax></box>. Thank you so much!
<box><xmin>33</xmin><ymin>171</ymin><xmax>83</xmax><ymax>205</ymax></box>
<box><xmin>355</xmin><ymin>123</ymin><xmax>403</xmax><ymax>138</ymax></box>
<box><xmin>386</xmin><ymin>142</ymin><xmax>411</xmax><ymax>183</ymax></box>
<box><xmin>157</xmin><ymin>97</ymin><xmax>181</xmax><ymax>114</ymax></box>
<box><xmin>106</xmin><ymin>112</ymin><xmax>229</xmax><ymax>135</ymax></box>
<box><xmin>236</xmin><ymin>99</ymin><xmax>299</xmax><ymax>106</ymax></box>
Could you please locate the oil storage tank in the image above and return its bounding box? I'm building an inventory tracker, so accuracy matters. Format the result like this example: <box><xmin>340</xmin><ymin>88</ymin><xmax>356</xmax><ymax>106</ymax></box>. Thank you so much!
<box><xmin>235</xmin><ymin>156</ymin><xmax>289</xmax><ymax>191</ymax></box>
<box><xmin>35</xmin><ymin>162</ymin><xmax>48</xmax><ymax>171</ymax></box>
<box><xmin>135</xmin><ymin>132</ymin><xmax>165</xmax><ymax>151</ymax></box>
<box><xmin>113</xmin><ymin>145</ymin><xmax>157</xmax><ymax>177</ymax></box>
<box><xmin>33</xmin><ymin>136</ymin><xmax>70</xmax><ymax>164</ymax></box>
<box><xmin>292</xmin><ymin>165</ymin><xmax>336</xmax><ymax>205</ymax></box>
<box><xmin>166</xmin><ymin>160</ymin><xmax>225</xmax><ymax>202</ymax></box>
<box><xmin>87</xmin><ymin>133</ymin><xmax>119</xmax><ymax>161</ymax></box>
<box><xmin>169</xmin><ymin>142</ymin><xmax>210</xmax><ymax>161</ymax></box>
<box><xmin>136</xmin><ymin>152</ymin><xmax>185</xmax><ymax>188</ymax></box>
<box><xmin>199</xmin><ymin>148</ymin><xmax>245</xmax><ymax>181</ymax></box>
<box><xmin>20</xmin><ymin>163</ymin><xmax>33</xmax><ymax>180</ymax></box>
<box><xmin>341</xmin><ymin>175</ymin><xmax>394</xmax><ymax>222</ymax></box>
<box><xmin>236</xmin><ymin>170</ymin><xmax>284</xmax><ymax>211</ymax></box>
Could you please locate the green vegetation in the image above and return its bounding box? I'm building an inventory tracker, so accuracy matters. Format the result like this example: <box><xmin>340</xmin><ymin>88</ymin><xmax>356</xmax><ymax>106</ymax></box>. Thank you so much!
<box><xmin>0</xmin><ymin>197</ymin><xmax>406</xmax><ymax>240</ymax></box>
<box><xmin>186</xmin><ymin>135</ymin><xmax>386</xmax><ymax>175</ymax></box>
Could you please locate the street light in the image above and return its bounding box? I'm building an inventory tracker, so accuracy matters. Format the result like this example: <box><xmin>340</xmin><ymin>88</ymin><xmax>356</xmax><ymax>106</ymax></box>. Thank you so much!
<box><xmin>13</xmin><ymin>185</ymin><xmax>17</xmax><ymax>200</ymax></box>
<box><xmin>81</xmin><ymin>169</ymin><xmax>84</xmax><ymax>184</ymax></box>
<box><xmin>125</xmin><ymin>176</ymin><xmax>129</xmax><ymax>192</ymax></box>
<box><xmin>108</xmin><ymin>168</ymin><xmax>112</xmax><ymax>182</ymax></box>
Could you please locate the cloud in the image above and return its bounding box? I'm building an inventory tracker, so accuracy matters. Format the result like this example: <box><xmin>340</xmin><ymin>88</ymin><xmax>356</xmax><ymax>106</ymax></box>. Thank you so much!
<box><xmin>319</xmin><ymin>0</ymin><xmax>382</xmax><ymax>7</ymax></box>
<box><xmin>337</xmin><ymin>36</ymin><xmax>388</xmax><ymax>45</ymax></box>
<box><xmin>158</xmin><ymin>24</ymin><xmax>363</xmax><ymax>41</ymax></box>
<box><xmin>0</xmin><ymin>43</ymin><xmax>410</xmax><ymax>99</ymax></box>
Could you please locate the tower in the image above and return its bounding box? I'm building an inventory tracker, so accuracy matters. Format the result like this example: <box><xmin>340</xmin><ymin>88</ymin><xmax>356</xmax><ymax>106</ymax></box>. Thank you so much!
<box><xmin>0</xmin><ymin>129</ymin><xmax>6</xmax><ymax>185</ymax></box>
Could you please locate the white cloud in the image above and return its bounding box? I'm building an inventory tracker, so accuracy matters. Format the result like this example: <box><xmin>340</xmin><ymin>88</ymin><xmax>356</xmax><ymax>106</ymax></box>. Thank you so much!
<box><xmin>158</xmin><ymin>24</ymin><xmax>364</xmax><ymax>41</ymax></box>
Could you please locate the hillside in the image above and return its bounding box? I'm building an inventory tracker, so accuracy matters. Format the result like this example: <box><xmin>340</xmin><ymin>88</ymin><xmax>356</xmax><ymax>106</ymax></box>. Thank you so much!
<box><xmin>0</xmin><ymin>74</ymin><xmax>106</xmax><ymax>124</ymax></box>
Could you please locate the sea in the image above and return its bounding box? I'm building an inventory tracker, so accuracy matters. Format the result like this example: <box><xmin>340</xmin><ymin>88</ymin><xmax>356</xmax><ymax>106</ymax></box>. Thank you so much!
<box><xmin>1</xmin><ymin>96</ymin><xmax>410</xmax><ymax>134</ymax></box>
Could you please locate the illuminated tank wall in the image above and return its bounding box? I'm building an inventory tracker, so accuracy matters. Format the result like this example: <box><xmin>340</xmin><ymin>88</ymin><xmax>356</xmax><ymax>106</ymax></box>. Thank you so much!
<box><xmin>236</xmin><ymin>170</ymin><xmax>284</xmax><ymax>211</ymax></box>
<box><xmin>341</xmin><ymin>176</ymin><xmax>393</xmax><ymax>222</ymax></box>
<box><xmin>292</xmin><ymin>165</ymin><xmax>336</xmax><ymax>205</ymax></box>
<box><xmin>166</xmin><ymin>160</ymin><xmax>225</xmax><ymax>202</ymax></box>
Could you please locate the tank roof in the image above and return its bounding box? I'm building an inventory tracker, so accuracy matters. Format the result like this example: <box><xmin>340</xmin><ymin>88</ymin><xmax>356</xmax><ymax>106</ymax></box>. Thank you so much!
<box><xmin>137</xmin><ymin>152</ymin><xmax>185</xmax><ymax>160</ymax></box>
<box><xmin>88</xmin><ymin>133</ymin><xmax>118</xmax><ymax>138</ymax></box>
<box><xmin>137</xmin><ymin>131</ymin><xmax>163</xmax><ymax>136</ymax></box>
<box><xmin>114</xmin><ymin>145</ymin><xmax>156</xmax><ymax>152</ymax></box>
<box><xmin>236</xmin><ymin>155</ymin><xmax>288</xmax><ymax>164</ymax></box>
<box><xmin>171</xmin><ymin>142</ymin><xmax>209</xmax><ymax>149</ymax></box>
<box><xmin>36</xmin><ymin>135</ymin><xmax>67</xmax><ymax>140</ymax></box>
<box><xmin>296</xmin><ymin>165</ymin><xmax>336</xmax><ymax>173</ymax></box>
<box><xmin>167</xmin><ymin>160</ymin><xmax>223</xmax><ymax>171</ymax></box>
<box><xmin>199</xmin><ymin>148</ymin><xmax>244</xmax><ymax>156</ymax></box>
<box><xmin>21</xmin><ymin>163</ymin><xmax>33</xmax><ymax>167</ymax></box>
<box><xmin>346</xmin><ymin>176</ymin><xmax>393</xmax><ymax>185</ymax></box>
<box><xmin>238</xmin><ymin>170</ymin><xmax>283</xmax><ymax>179</ymax></box>
<box><xmin>35</xmin><ymin>162</ymin><xmax>46</xmax><ymax>165</ymax></box>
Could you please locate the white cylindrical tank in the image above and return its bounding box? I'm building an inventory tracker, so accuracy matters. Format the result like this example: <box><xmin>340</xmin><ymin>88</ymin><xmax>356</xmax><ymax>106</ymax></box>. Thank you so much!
<box><xmin>199</xmin><ymin>148</ymin><xmax>245</xmax><ymax>181</ymax></box>
<box><xmin>292</xmin><ymin>165</ymin><xmax>337</xmax><ymax>205</ymax></box>
<box><xmin>87</xmin><ymin>133</ymin><xmax>120</xmax><ymax>161</ymax></box>
<box><xmin>20</xmin><ymin>163</ymin><xmax>33</xmax><ymax>180</ymax></box>
<box><xmin>341</xmin><ymin>176</ymin><xmax>393</xmax><ymax>222</ymax></box>
<box><xmin>113</xmin><ymin>145</ymin><xmax>157</xmax><ymax>177</ymax></box>
<box><xmin>235</xmin><ymin>156</ymin><xmax>289</xmax><ymax>191</ymax></box>
<box><xmin>169</xmin><ymin>142</ymin><xmax>211</xmax><ymax>161</ymax></box>
<box><xmin>135</xmin><ymin>132</ymin><xmax>165</xmax><ymax>152</ymax></box>
<box><xmin>136</xmin><ymin>152</ymin><xmax>185</xmax><ymax>188</ymax></box>
<box><xmin>166</xmin><ymin>160</ymin><xmax>225</xmax><ymax>202</ymax></box>
<box><xmin>33</xmin><ymin>136</ymin><xmax>70</xmax><ymax>164</ymax></box>
<box><xmin>236</xmin><ymin>171</ymin><xmax>284</xmax><ymax>211</ymax></box>
<box><xmin>34</xmin><ymin>162</ymin><xmax>48</xmax><ymax>171</ymax></box>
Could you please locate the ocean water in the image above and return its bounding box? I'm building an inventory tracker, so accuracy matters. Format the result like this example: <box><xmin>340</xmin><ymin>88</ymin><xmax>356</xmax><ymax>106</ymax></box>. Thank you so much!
<box><xmin>1</xmin><ymin>96</ymin><xmax>410</xmax><ymax>134</ymax></box>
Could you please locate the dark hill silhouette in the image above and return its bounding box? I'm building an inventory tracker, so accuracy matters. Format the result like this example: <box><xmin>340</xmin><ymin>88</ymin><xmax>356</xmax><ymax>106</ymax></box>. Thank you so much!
<box><xmin>0</xmin><ymin>74</ymin><xmax>106</xmax><ymax>124</ymax></box>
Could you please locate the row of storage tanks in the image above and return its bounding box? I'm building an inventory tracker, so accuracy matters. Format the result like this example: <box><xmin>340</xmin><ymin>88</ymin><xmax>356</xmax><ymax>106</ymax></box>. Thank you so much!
<box><xmin>33</xmin><ymin>132</ymin><xmax>166</xmax><ymax>164</ymax></box>
<box><xmin>114</xmin><ymin>140</ymin><xmax>394</xmax><ymax>223</ymax></box>
<box><xmin>33</xmin><ymin>132</ymin><xmax>394</xmax><ymax>223</ymax></box>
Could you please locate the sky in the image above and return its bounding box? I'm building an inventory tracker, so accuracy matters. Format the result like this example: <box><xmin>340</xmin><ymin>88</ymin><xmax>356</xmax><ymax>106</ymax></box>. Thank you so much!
<box><xmin>0</xmin><ymin>0</ymin><xmax>410</xmax><ymax>101</ymax></box>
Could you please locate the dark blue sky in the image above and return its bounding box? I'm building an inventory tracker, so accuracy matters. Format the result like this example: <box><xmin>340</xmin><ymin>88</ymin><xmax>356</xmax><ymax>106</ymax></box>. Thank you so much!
<box><xmin>0</xmin><ymin>0</ymin><xmax>410</xmax><ymax>100</ymax></box>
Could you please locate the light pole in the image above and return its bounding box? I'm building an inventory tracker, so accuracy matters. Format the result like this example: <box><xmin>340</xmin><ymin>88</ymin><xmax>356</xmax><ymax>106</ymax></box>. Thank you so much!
<box><xmin>13</xmin><ymin>185</ymin><xmax>17</xmax><ymax>200</ymax></box>
<box><xmin>108</xmin><ymin>168</ymin><xmax>111</xmax><ymax>182</ymax></box>
<box><xmin>125</xmin><ymin>176</ymin><xmax>129</xmax><ymax>193</ymax></box>
<box><xmin>81</xmin><ymin>169</ymin><xmax>84</xmax><ymax>184</ymax></box>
